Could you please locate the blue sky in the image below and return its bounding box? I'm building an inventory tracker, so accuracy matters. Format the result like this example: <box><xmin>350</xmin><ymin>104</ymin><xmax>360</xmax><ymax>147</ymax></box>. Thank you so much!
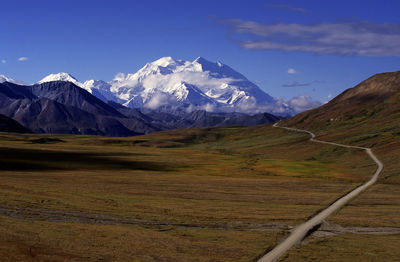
<box><xmin>1</xmin><ymin>0</ymin><xmax>400</xmax><ymax>102</ymax></box>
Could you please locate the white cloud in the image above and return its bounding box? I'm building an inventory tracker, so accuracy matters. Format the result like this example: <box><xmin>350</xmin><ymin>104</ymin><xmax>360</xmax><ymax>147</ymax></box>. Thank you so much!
<box><xmin>1</xmin><ymin>60</ymin><xmax>6</xmax><ymax>64</ymax></box>
<box><xmin>113</xmin><ymin>72</ymin><xmax>126</xmax><ymax>82</ymax></box>
<box><xmin>144</xmin><ymin>92</ymin><xmax>176</xmax><ymax>109</ymax></box>
<box><xmin>224</xmin><ymin>19</ymin><xmax>400</xmax><ymax>57</ymax></box>
<box><xmin>287</xmin><ymin>68</ymin><xmax>298</xmax><ymax>74</ymax></box>
<box><xmin>18</xmin><ymin>57</ymin><xmax>29</xmax><ymax>61</ymax></box>
<box><xmin>116</xmin><ymin>70</ymin><xmax>241</xmax><ymax>102</ymax></box>
<box><xmin>287</xmin><ymin>95</ymin><xmax>322</xmax><ymax>113</ymax></box>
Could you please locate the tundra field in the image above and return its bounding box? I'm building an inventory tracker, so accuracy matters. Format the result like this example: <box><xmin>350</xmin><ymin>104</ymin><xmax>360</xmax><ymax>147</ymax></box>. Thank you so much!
<box><xmin>0</xmin><ymin>124</ymin><xmax>399</xmax><ymax>261</ymax></box>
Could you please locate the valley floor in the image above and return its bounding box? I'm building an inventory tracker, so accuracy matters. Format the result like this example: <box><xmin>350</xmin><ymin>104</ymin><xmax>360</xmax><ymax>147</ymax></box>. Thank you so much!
<box><xmin>0</xmin><ymin>125</ymin><xmax>398</xmax><ymax>261</ymax></box>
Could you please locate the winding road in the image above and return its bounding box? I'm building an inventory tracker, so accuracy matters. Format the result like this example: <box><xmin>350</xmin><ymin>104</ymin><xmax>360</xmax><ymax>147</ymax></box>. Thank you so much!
<box><xmin>258</xmin><ymin>122</ymin><xmax>384</xmax><ymax>262</ymax></box>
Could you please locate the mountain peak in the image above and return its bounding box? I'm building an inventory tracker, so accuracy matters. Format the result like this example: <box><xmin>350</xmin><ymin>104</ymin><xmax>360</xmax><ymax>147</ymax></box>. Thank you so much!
<box><xmin>333</xmin><ymin>70</ymin><xmax>400</xmax><ymax>104</ymax></box>
<box><xmin>152</xmin><ymin>56</ymin><xmax>176</xmax><ymax>67</ymax></box>
<box><xmin>0</xmin><ymin>74</ymin><xmax>14</xmax><ymax>83</ymax></box>
<box><xmin>0</xmin><ymin>74</ymin><xmax>24</xmax><ymax>85</ymax></box>
<box><xmin>193</xmin><ymin>56</ymin><xmax>206</xmax><ymax>62</ymax></box>
<box><xmin>193</xmin><ymin>56</ymin><xmax>213</xmax><ymax>65</ymax></box>
<box><xmin>100</xmin><ymin>57</ymin><xmax>283</xmax><ymax>114</ymax></box>
<box><xmin>38</xmin><ymin>72</ymin><xmax>81</xmax><ymax>87</ymax></box>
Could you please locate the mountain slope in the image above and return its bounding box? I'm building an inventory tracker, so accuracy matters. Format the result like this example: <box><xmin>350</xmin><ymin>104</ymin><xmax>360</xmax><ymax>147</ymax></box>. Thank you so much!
<box><xmin>0</xmin><ymin>75</ymin><xmax>16</xmax><ymax>84</ymax></box>
<box><xmin>38</xmin><ymin>73</ymin><xmax>115</xmax><ymax>102</ymax></box>
<box><xmin>0</xmin><ymin>82</ymin><xmax>37</xmax><ymax>102</ymax></box>
<box><xmin>29</xmin><ymin>81</ymin><xmax>125</xmax><ymax>117</ymax></box>
<box><xmin>282</xmin><ymin>70</ymin><xmax>400</xmax><ymax>185</ymax></box>
<box><xmin>0</xmin><ymin>82</ymin><xmax>152</xmax><ymax>136</ymax></box>
<box><xmin>284</xmin><ymin>71</ymin><xmax>400</xmax><ymax>135</ymax></box>
<box><xmin>176</xmin><ymin>110</ymin><xmax>281</xmax><ymax>128</ymax></box>
<box><xmin>0</xmin><ymin>114</ymin><xmax>32</xmax><ymax>133</ymax></box>
<box><xmin>11</xmin><ymin>98</ymin><xmax>136</xmax><ymax>136</ymax></box>
<box><xmin>0</xmin><ymin>74</ymin><xmax>24</xmax><ymax>85</ymax></box>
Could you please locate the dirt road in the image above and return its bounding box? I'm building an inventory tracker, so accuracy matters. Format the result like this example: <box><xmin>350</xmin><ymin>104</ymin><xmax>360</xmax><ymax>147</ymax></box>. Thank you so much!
<box><xmin>257</xmin><ymin>122</ymin><xmax>384</xmax><ymax>262</ymax></box>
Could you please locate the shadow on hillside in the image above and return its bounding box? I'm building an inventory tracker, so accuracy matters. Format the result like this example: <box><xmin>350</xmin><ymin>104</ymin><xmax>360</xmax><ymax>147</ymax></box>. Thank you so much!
<box><xmin>0</xmin><ymin>147</ymin><xmax>174</xmax><ymax>171</ymax></box>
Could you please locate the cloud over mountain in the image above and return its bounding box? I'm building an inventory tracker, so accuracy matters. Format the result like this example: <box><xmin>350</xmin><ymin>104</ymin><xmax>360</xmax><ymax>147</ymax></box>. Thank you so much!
<box><xmin>287</xmin><ymin>95</ymin><xmax>322</xmax><ymax>113</ymax></box>
<box><xmin>37</xmin><ymin>57</ymin><xmax>303</xmax><ymax>116</ymax></box>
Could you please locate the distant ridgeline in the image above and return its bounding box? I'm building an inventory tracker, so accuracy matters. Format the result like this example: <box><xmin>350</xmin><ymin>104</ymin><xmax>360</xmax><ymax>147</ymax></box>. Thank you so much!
<box><xmin>0</xmin><ymin>81</ymin><xmax>281</xmax><ymax>137</ymax></box>
<box><xmin>0</xmin><ymin>57</ymin><xmax>332</xmax><ymax>136</ymax></box>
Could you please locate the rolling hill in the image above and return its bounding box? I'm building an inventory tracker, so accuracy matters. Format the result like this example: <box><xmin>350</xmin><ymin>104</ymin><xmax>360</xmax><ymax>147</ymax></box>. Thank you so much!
<box><xmin>275</xmin><ymin>71</ymin><xmax>400</xmax><ymax>261</ymax></box>
<box><xmin>283</xmin><ymin>71</ymin><xmax>400</xmax><ymax>154</ymax></box>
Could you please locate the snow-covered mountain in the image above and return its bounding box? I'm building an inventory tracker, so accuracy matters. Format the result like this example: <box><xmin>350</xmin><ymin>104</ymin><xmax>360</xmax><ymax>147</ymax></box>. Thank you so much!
<box><xmin>37</xmin><ymin>73</ymin><xmax>115</xmax><ymax>102</ymax></box>
<box><xmin>38</xmin><ymin>72</ymin><xmax>82</xmax><ymax>87</ymax></box>
<box><xmin>0</xmin><ymin>74</ymin><xmax>24</xmax><ymax>85</ymax></box>
<box><xmin>36</xmin><ymin>57</ymin><xmax>297</xmax><ymax>115</ymax></box>
<box><xmin>81</xmin><ymin>80</ymin><xmax>116</xmax><ymax>102</ymax></box>
<box><xmin>0</xmin><ymin>74</ymin><xmax>13</xmax><ymax>83</ymax></box>
<box><xmin>106</xmin><ymin>57</ymin><xmax>285</xmax><ymax>113</ymax></box>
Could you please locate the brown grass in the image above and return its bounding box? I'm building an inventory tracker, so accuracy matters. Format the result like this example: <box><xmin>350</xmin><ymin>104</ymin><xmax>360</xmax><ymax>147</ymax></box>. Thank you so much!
<box><xmin>280</xmin><ymin>233</ymin><xmax>400</xmax><ymax>262</ymax></box>
<box><xmin>0</xmin><ymin>124</ymin><xmax>379</xmax><ymax>261</ymax></box>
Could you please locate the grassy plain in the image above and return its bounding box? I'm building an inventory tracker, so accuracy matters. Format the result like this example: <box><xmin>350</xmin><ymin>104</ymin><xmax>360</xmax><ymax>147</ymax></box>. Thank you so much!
<box><xmin>0</xmin><ymin>124</ymin><xmax>378</xmax><ymax>261</ymax></box>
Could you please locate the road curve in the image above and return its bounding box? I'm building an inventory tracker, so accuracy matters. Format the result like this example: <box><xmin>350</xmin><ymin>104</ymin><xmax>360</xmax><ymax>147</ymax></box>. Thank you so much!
<box><xmin>258</xmin><ymin>122</ymin><xmax>384</xmax><ymax>262</ymax></box>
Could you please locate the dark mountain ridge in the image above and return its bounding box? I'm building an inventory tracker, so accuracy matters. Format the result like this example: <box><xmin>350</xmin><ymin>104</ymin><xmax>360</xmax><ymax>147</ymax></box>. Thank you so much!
<box><xmin>0</xmin><ymin>114</ymin><xmax>32</xmax><ymax>133</ymax></box>
<box><xmin>28</xmin><ymin>81</ymin><xmax>125</xmax><ymax>117</ymax></box>
<box><xmin>0</xmin><ymin>81</ymin><xmax>281</xmax><ymax>136</ymax></box>
<box><xmin>0</xmin><ymin>82</ymin><xmax>147</xmax><ymax>136</ymax></box>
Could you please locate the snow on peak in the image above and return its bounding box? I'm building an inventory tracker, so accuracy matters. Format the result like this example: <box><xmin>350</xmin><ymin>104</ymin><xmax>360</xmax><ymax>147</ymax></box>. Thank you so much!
<box><xmin>152</xmin><ymin>56</ymin><xmax>176</xmax><ymax>67</ymax></box>
<box><xmin>193</xmin><ymin>56</ymin><xmax>206</xmax><ymax>63</ymax></box>
<box><xmin>0</xmin><ymin>74</ymin><xmax>24</xmax><ymax>85</ymax></box>
<box><xmin>0</xmin><ymin>74</ymin><xmax>15</xmax><ymax>83</ymax></box>
<box><xmin>97</xmin><ymin>56</ymin><xmax>281</xmax><ymax>114</ymax></box>
<box><xmin>81</xmin><ymin>79</ymin><xmax>115</xmax><ymax>102</ymax></box>
<box><xmin>192</xmin><ymin>57</ymin><xmax>221</xmax><ymax>66</ymax></box>
<box><xmin>38</xmin><ymin>72</ymin><xmax>82</xmax><ymax>87</ymax></box>
<box><xmin>83</xmin><ymin>79</ymin><xmax>108</xmax><ymax>88</ymax></box>
<box><xmin>192</xmin><ymin>57</ymin><xmax>216</xmax><ymax>70</ymax></box>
